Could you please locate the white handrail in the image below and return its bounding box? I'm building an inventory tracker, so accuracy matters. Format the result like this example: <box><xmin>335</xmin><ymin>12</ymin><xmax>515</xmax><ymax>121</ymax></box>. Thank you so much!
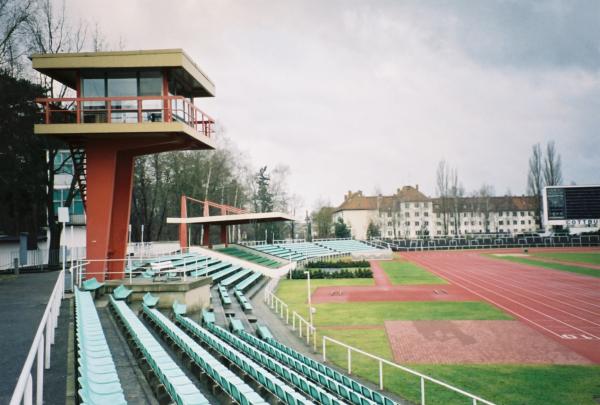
<box><xmin>9</xmin><ymin>270</ymin><xmax>65</xmax><ymax>405</ymax></box>
<box><xmin>322</xmin><ymin>336</ymin><xmax>495</xmax><ymax>405</ymax></box>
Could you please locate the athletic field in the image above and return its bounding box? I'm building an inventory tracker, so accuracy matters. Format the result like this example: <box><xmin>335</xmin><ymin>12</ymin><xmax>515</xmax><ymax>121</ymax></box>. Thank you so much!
<box><xmin>275</xmin><ymin>248</ymin><xmax>600</xmax><ymax>405</ymax></box>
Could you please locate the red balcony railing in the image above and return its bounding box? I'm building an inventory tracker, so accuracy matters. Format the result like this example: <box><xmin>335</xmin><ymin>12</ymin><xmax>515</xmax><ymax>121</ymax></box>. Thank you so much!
<box><xmin>35</xmin><ymin>95</ymin><xmax>214</xmax><ymax>138</ymax></box>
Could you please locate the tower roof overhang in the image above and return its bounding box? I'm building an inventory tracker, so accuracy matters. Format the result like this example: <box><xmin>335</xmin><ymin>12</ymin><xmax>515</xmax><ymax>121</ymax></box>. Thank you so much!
<box><xmin>31</xmin><ymin>48</ymin><xmax>215</xmax><ymax>97</ymax></box>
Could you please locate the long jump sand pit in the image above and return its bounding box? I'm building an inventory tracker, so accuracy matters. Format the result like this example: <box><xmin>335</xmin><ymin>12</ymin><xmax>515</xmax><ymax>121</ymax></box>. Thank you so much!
<box><xmin>385</xmin><ymin>320</ymin><xmax>592</xmax><ymax>364</ymax></box>
<box><xmin>311</xmin><ymin>284</ymin><xmax>477</xmax><ymax>303</ymax></box>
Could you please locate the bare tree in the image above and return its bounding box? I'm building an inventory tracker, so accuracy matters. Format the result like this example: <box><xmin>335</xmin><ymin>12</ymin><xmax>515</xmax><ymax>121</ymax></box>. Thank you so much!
<box><xmin>0</xmin><ymin>0</ymin><xmax>34</xmax><ymax>74</ymax></box>
<box><xmin>436</xmin><ymin>160</ymin><xmax>450</xmax><ymax>235</ymax></box>
<box><xmin>449</xmin><ymin>166</ymin><xmax>463</xmax><ymax>236</ymax></box>
<box><xmin>543</xmin><ymin>140</ymin><xmax>563</xmax><ymax>186</ymax></box>
<box><xmin>527</xmin><ymin>143</ymin><xmax>544</xmax><ymax>225</ymax></box>
<box><xmin>25</xmin><ymin>0</ymin><xmax>88</xmax><ymax>258</ymax></box>
<box><xmin>477</xmin><ymin>184</ymin><xmax>495</xmax><ymax>233</ymax></box>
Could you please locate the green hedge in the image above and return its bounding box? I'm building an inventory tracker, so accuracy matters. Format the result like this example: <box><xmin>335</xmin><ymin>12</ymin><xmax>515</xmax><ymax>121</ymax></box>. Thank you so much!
<box><xmin>305</xmin><ymin>260</ymin><xmax>370</xmax><ymax>269</ymax></box>
<box><xmin>291</xmin><ymin>268</ymin><xmax>373</xmax><ymax>279</ymax></box>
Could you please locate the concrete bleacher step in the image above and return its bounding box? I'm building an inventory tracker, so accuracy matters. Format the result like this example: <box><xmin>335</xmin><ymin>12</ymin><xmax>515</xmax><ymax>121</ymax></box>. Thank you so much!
<box><xmin>245</xmin><ymin>276</ymin><xmax>270</xmax><ymax>300</ymax></box>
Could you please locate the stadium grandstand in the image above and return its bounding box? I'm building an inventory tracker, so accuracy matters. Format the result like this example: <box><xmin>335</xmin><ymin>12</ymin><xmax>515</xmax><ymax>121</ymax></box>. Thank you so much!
<box><xmin>14</xmin><ymin>46</ymin><xmax>595</xmax><ymax>405</ymax></box>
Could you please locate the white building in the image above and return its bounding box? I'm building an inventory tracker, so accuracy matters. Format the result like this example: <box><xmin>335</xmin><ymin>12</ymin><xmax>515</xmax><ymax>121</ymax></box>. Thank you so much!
<box><xmin>334</xmin><ymin>185</ymin><xmax>539</xmax><ymax>239</ymax></box>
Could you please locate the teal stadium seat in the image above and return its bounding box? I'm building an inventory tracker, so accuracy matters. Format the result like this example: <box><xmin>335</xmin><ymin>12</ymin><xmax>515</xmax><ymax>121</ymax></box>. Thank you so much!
<box><xmin>112</xmin><ymin>285</ymin><xmax>132</xmax><ymax>301</ymax></box>
<box><xmin>143</xmin><ymin>292</ymin><xmax>160</xmax><ymax>307</ymax></box>
<box><xmin>109</xmin><ymin>297</ymin><xmax>209</xmax><ymax>405</ymax></box>
<box><xmin>175</xmin><ymin>314</ymin><xmax>310</xmax><ymax>405</ymax></box>
<box><xmin>172</xmin><ymin>300</ymin><xmax>187</xmax><ymax>316</ymax></box>
<box><xmin>82</xmin><ymin>277</ymin><xmax>105</xmax><ymax>292</ymax></box>
<box><xmin>75</xmin><ymin>289</ymin><xmax>126</xmax><ymax>405</ymax></box>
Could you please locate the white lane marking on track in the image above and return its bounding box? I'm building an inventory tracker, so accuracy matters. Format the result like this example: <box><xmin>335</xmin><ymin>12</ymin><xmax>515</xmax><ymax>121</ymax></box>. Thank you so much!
<box><xmin>408</xmin><ymin>254</ymin><xmax>600</xmax><ymax>340</ymax></box>
<box><xmin>439</xmin><ymin>257</ymin><xmax>600</xmax><ymax>320</ymax></box>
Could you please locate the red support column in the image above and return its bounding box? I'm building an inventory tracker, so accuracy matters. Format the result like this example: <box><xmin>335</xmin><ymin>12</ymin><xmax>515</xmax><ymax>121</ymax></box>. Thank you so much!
<box><xmin>220</xmin><ymin>224</ymin><xmax>228</xmax><ymax>246</ymax></box>
<box><xmin>106</xmin><ymin>152</ymin><xmax>134</xmax><ymax>279</ymax></box>
<box><xmin>85</xmin><ymin>144</ymin><xmax>118</xmax><ymax>281</ymax></box>
<box><xmin>179</xmin><ymin>196</ymin><xmax>188</xmax><ymax>249</ymax></box>
<box><xmin>202</xmin><ymin>224</ymin><xmax>210</xmax><ymax>246</ymax></box>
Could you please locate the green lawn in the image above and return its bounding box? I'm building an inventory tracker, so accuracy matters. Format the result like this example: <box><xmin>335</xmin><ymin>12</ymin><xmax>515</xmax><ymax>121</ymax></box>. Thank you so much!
<box><xmin>320</xmin><ymin>327</ymin><xmax>600</xmax><ymax>405</ymax></box>
<box><xmin>531</xmin><ymin>252</ymin><xmax>600</xmax><ymax>266</ymax></box>
<box><xmin>489</xmin><ymin>255</ymin><xmax>600</xmax><ymax>278</ymax></box>
<box><xmin>380</xmin><ymin>259</ymin><xmax>447</xmax><ymax>285</ymax></box>
<box><xmin>313</xmin><ymin>301</ymin><xmax>511</xmax><ymax>327</ymax></box>
<box><xmin>276</xmin><ymin>278</ymin><xmax>374</xmax><ymax>318</ymax></box>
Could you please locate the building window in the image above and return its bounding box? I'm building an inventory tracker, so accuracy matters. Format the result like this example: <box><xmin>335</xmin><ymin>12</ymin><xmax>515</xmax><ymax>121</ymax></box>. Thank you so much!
<box><xmin>424</xmin><ymin>221</ymin><xmax>429</xmax><ymax>226</ymax></box>
<box><xmin>513</xmin><ymin>220</ymin><xmax>517</xmax><ymax>225</ymax></box>
<box><xmin>415</xmin><ymin>212</ymin><xmax>420</xmax><ymax>217</ymax></box>
<box><xmin>405</xmin><ymin>212</ymin><xmax>410</xmax><ymax>217</ymax></box>
<box><xmin>520</xmin><ymin>211</ymin><xmax>525</xmax><ymax>216</ymax></box>
<box><xmin>499</xmin><ymin>220</ymin><xmax>504</xmax><ymax>225</ymax></box>
<box><xmin>405</xmin><ymin>221</ymin><xmax>410</xmax><ymax>226</ymax></box>
<box><xmin>387</xmin><ymin>221</ymin><xmax>392</xmax><ymax>227</ymax></box>
<box><xmin>53</xmin><ymin>189</ymin><xmax>84</xmax><ymax>216</ymax></box>
<box><xmin>521</xmin><ymin>220</ymin><xmax>525</xmax><ymax>225</ymax></box>
<box><xmin>414</xmin><ymin>202</ymin><xmax>420</xmax><ymax>208</ymax></box>
<box><xmin>437</xmin><ymin>230</ymin><xmax>441</xmax><ymax>235</ymax></box>
<box><xmin>424</xmin><ymin>212</ymin><xmax>429</xmax><ymax>217</ymax></box>
<box><xmin>53</xmin><ymin>151</ymin><xmax>74</xmax><ymax>175</ymax></box>
<box><xmin>415</xmin><ymin>221</ymin><xmax>420</xmax><ymax>226</ymax></box>
<box><xmin>405</xmin><ymin>203</ymin><xmax>410</xmax><ymax>208</ymax></box>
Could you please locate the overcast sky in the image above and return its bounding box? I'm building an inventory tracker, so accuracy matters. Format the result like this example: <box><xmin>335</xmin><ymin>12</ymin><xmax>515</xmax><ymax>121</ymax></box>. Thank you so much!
<box><xmin>69</xmin><ymin>0</ymin><xmax>600</xmax><ymax>212</ymax></box>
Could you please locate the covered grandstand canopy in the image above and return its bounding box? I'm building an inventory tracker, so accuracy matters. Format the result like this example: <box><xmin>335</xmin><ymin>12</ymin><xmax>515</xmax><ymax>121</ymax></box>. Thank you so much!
<box><xmin>166</xmin><ymin>212</ymin><xmax>295</xmax><ymax>226</ymax></box>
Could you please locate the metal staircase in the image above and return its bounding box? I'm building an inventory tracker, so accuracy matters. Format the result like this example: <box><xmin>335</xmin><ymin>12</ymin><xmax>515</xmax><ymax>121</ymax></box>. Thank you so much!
<box><xmin>69</xmin><ymin>146</ymin><xmax>87</xmax><ymax>211</ymax></box>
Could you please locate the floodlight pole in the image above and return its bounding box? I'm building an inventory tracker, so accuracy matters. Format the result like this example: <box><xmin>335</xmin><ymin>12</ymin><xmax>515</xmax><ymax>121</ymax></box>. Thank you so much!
<box><xmin>305</xmin><ymin>270</ymin><xmax>313</xmax><ymax>327</ymax></box>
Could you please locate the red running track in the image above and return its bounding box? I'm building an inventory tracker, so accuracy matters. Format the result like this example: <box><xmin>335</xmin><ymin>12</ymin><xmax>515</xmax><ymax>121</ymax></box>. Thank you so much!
<box><xmin>402</xmin><ymin>251</ymin><xmax>600</xmax><ymax>363</ymax></box>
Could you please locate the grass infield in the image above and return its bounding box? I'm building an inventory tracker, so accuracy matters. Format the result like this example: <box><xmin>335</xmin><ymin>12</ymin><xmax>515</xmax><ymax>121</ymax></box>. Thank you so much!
<box><xmin>275</xmin><ymin>277</ymin><xmax>600</xmax><ymax>404</ymax></box>
<box><xmin>489</xmin><ymin>255</ymin><xmax>600</xmax><ymax>278</ymax></box>
<box><xmin>380</xmin><ymin>259</ymin><xmax>447</xmax><ymax>285</ymax></box>
<box><xmin>531</xmin><ymin>251</ymin><xmax>600</xmax><ymax>266</ymax></box>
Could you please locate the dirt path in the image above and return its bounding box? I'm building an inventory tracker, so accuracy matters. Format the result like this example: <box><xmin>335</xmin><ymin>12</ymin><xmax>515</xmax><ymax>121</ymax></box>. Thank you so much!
<box><xmin>369</xmin><ymin>260</ymin><xmax>392</xmax><ymax>286</ymax></box>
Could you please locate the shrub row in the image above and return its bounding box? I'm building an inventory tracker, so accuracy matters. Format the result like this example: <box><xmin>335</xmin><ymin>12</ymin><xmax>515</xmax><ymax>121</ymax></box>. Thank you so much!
<box><xmin>305</xmin><ymin>260</ymin><xmax>370</xmax><ymax>269</ymax></box>
<box><xmin>291</xmin><ymin>268</ymin><xmax>373</xmax><ymax>279</ymax></box>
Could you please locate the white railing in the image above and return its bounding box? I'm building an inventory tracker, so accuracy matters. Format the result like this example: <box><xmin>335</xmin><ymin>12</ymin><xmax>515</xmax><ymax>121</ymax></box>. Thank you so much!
<box><xmin>9</xmin><ymin>270</ymin><xmax>65</xmax><ymax>405</ymax></box>
<box><xmin>70</xmin><ymin>254</ymin><xmax>215</xmax><ymax>290</ymax></box>
<box><xmin>264</xmin><ymin>288</ymin><xmax>495</xmax><ymax>405</ymax></box>
<box><xmin>264</xmin><ymin>289</ymin><xmax>317</xmax><ymax>350</ymax></box>
<box><xmin>322</xmin><ymin>336</ymin><xmax>495</xmax><ymax>405</ymax></box>
<box><xmin>0</xmin><ymin>247</ymin><xmax>87</xmax><ymax>271</ymax></box>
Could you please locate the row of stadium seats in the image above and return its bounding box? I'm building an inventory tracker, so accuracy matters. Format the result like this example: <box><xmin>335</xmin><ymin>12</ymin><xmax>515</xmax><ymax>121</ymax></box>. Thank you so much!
<box><xmin>79</xmin><ymin>286</ymin><xmax>397</xmax><ymax>405</ymax></box>
<box><xmin>236</xmin><ymin>330</ymin><xmax>390</xmax><ymax>405</ymax></box>
<box><xmin>199</xmin><ymin>319</ymin><xmax>375</xmax><ymax>405</ymax></box>
<box><xmin>109</xmin><ymin>296</ymin><xmax>210</xmax><ymax>404</ymax></box>
<box><xmin>177</xmin><ymin>314</ymin><xmax>310</xmax><ymax>404</ymax></box>
<box><xmin>142</xmin><ymin>305</ymin><xmax>269</xmax><ymax>405</ymax></box>
<box><xmin>316</xmin><ymin>239</ymin><xmax>379</xmax><ymax>253</ymax></box>
<box><xmin>249</xmin><ymin>240</ymin><xmax>380</xmax><ymax>261</ymax></box>
<box><xmin>386</xmin><ymin>234</ymin><xmax>600</xmax><ymax>251</ymax></box>
<box><xmin>216</xmin><ymin>246</ymin><xmax>283</xmax><ymax>268</ymax></box>
<box><xmin>74</xmin><ymin>289</ymin><xmax>126</xmax><ymax>405</ymax></box>
<box><xmin>242</xmin><ymin>332</ymin><xmax>394</xmax><ymax>405</ymax></box>
<box><xmin>217</xmin><ymin>268</ymin><xmax>263</xmax><ymax>311</ymax></box>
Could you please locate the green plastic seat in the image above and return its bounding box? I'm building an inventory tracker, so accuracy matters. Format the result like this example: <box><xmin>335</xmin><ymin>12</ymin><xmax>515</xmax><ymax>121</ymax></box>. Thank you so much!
<box><xmin>112</xmin><ymin>284</ymin><xmax>132</xmax><ymax>300</ymax></box>
<box><xmin>82</xmin><ymin>277</ymin><xmax>104</xmax><ymax>292</ymax></box>
<box><xmin>143</xmin><ymin>292</ymin><xmax>160</xmax><ymax>307</ymax></box>
<box><xmin>172</xmin><ymin>300</ymin><xmax>187</xmax><ymax>316</ymax></box>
